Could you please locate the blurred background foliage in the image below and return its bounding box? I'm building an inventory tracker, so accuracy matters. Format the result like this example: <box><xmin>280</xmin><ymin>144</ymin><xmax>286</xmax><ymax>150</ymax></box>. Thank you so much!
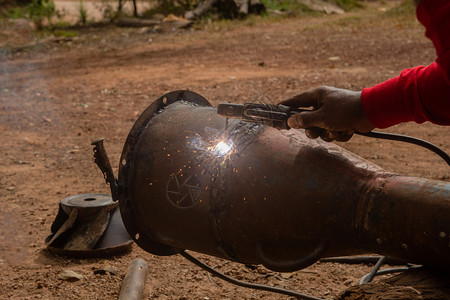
<box><xmin>0</xmin><ymin>0</ymin><xmax>415</xmax><ymax>30</ymax></box>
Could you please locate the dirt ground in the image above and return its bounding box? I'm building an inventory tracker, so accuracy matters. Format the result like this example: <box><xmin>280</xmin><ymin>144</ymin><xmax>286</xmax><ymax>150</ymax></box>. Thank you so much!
<box><xmin>0</xmin><ymin>1</ymin><xmax>449</xmax><ymax>299</ymax></box>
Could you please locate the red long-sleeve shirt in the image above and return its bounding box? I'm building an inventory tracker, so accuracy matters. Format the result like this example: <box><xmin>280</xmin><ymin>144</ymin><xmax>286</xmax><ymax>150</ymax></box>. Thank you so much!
<box><xmin>361</xmin><ymin>0</ymin><xmax>450</xmax><ymax>129</ymax></box>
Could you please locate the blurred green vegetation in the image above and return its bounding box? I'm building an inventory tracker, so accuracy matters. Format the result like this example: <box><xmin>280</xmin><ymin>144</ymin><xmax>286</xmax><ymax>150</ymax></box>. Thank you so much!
<box><xmin>141</xmin><ymin>0</ymin><xmax>363</xmax><ymax>19</ymax></box>
<box><xmin>303</xmin><ymin>0</ymin><xmax>419</xmax><ymax>34</ymax></box>
<box><xmin>331</xmin><ymin>0</ymin><xmax>362</xmax><ymax>11</ymax></box>
<box><xmin>78</xmin><ymin>0</ymin><xmax>87</xmax><ymax>24</ymax></box>
<box><xmin>4</xmin><ymin>0</ymin><xmax>58</xmax><ymax>29</ymax></box>
<box><xmin>142</xmin><ymin>0</ymin><xmax>189</xmax><ymax>18</ymax></box>
<box><xmin>260</xmin><ymin>0</ymin><xmax>361</xmax><ymax>15</ymax></box>
<box><xmin>385</xmin><ymin>0</ymin><xmax>415</xmax><ymax>17</ymax></box>
<box><xmin>260</xmin><ymin>0</ymin><xmax>315</xmax><ymax>15</ymax></box>
<box><xmin>0</xmin><ymin>0</ymin><xmax>401</xmax><ymax>31</ymax></box>
<box><xmin>53</xmin><ymin>29</ymin><xmax>78</xmax><ymax>37</ymax></box>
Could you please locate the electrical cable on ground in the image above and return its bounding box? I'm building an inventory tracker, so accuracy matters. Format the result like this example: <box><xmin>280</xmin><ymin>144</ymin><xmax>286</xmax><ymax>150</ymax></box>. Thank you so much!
<box><xmin>359</xmin><ymin>265</ymin><xmax>421</xmax><ymax>285</ymax></box>
<box><xmin>355</xmin><ymin>131</ymin><xmax>450</xmax><ymax>166</ymax></box>
<box><xmin>180</xmin><ymin>251</ymin><xmax>324</xmax><ymax>300</ymax></box>
<box><xmin>320</xmin><ymin>256</ymin><xmax>406</xmax><ymax>265</ymax></box>
<box><xmin>359</xmin><ymin>256</ymin><xmax>387</xmax><ymax>285</ymax></box>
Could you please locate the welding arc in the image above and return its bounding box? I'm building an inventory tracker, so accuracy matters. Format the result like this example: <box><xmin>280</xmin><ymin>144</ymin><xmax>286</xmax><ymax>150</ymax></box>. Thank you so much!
<box><xmin>180</xmin><ymin>251</ymin><xmax>324</xmax><ymax>300</ymax></box>
<box><xmin>355</xmin><ymin>131</ymin><xmax>450</xmax><ymax>166</ymax></box>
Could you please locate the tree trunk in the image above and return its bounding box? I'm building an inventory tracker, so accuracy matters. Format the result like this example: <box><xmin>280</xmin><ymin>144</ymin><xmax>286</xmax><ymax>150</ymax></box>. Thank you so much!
<box><xmin>185</xmin><ymin>0</ymin><xmax>219</xmax><ymax>20</ymax></box>
<box><xmin>132</xmin><ymin>0</ymin><xmax>137</xmax><ymax>17</ymax></box>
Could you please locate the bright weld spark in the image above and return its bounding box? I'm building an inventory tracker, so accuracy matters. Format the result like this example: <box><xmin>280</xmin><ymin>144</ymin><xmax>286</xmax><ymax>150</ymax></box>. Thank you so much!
<box><xmin>212</xmin><ymin>140</ymin><xmax>233</xmax><ymax>156</ymax></box>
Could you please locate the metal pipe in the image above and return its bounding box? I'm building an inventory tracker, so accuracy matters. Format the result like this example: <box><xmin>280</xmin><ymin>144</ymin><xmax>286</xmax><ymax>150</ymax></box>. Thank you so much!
<box><xmin>118</xmin><ymin>259</ymin><xmax>148</xmax><ymax>300</ymax></box>
<box><xmin>96</xmin><ymin>90</ymin><xmax>450</xmax><ymax>272</ymax></box>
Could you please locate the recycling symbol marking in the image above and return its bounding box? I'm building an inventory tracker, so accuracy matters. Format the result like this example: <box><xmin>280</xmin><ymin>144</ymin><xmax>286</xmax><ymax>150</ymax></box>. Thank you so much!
<box><xmin>166</xmin><ymin>173</ymin><xmax>203</xmax><ymax>208</ymax></box>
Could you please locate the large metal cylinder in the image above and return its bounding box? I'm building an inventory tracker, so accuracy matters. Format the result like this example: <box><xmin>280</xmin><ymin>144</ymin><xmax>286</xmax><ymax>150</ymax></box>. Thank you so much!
<box><xmin>115</xmin><ymin>91</ymin><xmax>450</xmax><ymax>272</ymax></box>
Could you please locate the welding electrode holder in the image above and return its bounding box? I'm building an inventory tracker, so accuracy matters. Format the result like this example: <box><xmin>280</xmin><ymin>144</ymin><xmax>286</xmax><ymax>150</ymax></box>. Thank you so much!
<box><xmin>218</xmin><ymin>102</ymin><xmax>450</xmax><ymax>165</ymax></box>
<box><xmin>217</xmin><ymin>102</ymin><xmax>308</xmax><ymax>130</ymax></box>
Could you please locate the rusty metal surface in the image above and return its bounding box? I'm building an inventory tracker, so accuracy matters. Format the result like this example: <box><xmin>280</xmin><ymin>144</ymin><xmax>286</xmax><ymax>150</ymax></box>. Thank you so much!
<box><xmin>46</xmin><ymin>208</ymin><xmax>78</xmax><ymax>246</ymax></box>
<box><xmin>113</xmin><ymin>91</ymin><xmax>450</xmax><ymax>271</ymax></box>
<box><xmin>92</xmin><ymin>139</ymin><xmax>120</xmax><ymax>201</ymax></box>
<box><xmin>63</xmin><ymin>207</ymin><xmax>110</xmax><ymax>250</ymax></box>
<box><xmin>356</xmin><ymin>176</ymin><xmax>450</xmax><ymax>267</ymax></box>
<box><xmin>46</xmin><ymin>194</ymin><xmax>133</xmax><ymax>258</ymax></box>
<box><xmin>117</xmin><ymin>258</ymin><xmax>148</xmax><ymax>300</ymax></box>
<box><xmin>117</xmin><ymin>90</ymin><xmax>211</xmax><ymax>256</ymax></box>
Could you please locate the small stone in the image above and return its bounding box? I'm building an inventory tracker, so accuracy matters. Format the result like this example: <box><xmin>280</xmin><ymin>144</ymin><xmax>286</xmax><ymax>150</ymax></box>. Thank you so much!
<box><xmin>93</xmin><ymin>267</ymin><xmax>118</xmax><ymax>275</ymax></box>
<box><xmin>6</xmin><ymin>187</ymin><xmax>15</xmax><ymax>191</ymax></box>
<box><xmin>138</xmin><ymin>27</ymin><xmax>151</xmax><ymax>34</ymax></box>
<box><xmin>280</xmin><ymin>272</ymin><xmax>294</xmax><ymax>279</ymax></box>
<box><xmin>58</xmin><ymin>270</ymin><xmax>84</xmax><ymax>281</ymax></box>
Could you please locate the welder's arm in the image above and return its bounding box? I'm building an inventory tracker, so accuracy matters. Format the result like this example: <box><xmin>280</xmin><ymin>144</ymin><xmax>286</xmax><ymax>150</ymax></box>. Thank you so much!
<box><xmin>279</xmin><ymin>86</ymin><xmax>375</xmax><ymax>142</ymax></box>
<box><xmin>361</xmin><ymin>0</ymin><xmax>450</xmax><ymax>129</ymax></box>
<box><xmin>281</xmin><ymin>0</ymin><xmax>450</xmax><ymax>142</ymax></box>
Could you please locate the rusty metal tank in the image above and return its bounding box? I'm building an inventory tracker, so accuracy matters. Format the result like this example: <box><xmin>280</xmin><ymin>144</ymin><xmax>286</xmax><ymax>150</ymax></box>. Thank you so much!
<box><xmin>96</xmin><ymin>90</ymin><xmax>450</xmax><ymax>272</ymax></box>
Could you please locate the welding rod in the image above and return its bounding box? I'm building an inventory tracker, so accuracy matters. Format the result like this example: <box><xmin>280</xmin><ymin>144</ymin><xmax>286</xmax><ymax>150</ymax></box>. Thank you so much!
<box><xmin>118</xmin><ymin>259</ymin><xmax>148</xmax><ymax>300</ymax></box>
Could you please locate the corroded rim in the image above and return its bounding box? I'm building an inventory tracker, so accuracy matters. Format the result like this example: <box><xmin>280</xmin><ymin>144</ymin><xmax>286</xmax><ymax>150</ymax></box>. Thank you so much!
<box><xmin>118</xmin><ymin>90</ymin><xmax>211</xmax><ymax>256</ymax></box>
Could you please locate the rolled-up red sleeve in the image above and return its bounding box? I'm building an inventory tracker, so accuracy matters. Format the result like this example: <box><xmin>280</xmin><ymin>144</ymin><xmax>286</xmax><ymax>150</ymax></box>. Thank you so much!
<box><xmin>361</xmin><ymin>0</ymin><xmax>450</xmax><ymax>129</ymax></box>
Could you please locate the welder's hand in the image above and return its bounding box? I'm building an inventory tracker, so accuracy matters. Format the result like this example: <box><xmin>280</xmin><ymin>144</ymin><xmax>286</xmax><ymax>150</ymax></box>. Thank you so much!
<box><xmin>279</xmin><ymin>86</ymin><xmax>375</xmax><ymax>142</ymax></box>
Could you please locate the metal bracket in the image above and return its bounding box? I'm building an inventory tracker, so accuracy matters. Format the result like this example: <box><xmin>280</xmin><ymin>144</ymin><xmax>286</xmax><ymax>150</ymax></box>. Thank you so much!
<box><xmin>91</xmin><ymin>138</ymin><xmax>120</xmax><ymax>201</ymax></box>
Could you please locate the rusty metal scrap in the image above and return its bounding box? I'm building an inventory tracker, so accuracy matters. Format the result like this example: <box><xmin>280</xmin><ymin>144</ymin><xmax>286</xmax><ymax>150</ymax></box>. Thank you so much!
<box><xmin>118</xmin><ymin>258</ymin><xmax>148</xmax><ymax>300</ymax></box>
<box><xmin>46</xmin><ymin>194</ymin><xmax>133</xmax><ymax>258</ymax></box>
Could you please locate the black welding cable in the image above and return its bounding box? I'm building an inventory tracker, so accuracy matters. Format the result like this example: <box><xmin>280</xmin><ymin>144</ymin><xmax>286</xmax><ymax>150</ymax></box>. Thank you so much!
<box><xmin>320</xmin><ymin>256</ymin><xmax>416</xmax><ymax>285</ymax></box>
<box><xmin>355</xmin><ymin>131</ymin><xmax>450</xmax><ymax>166</ymax></box>
<box><xmin>320</xmin><ymin>256</ymin><xmax>406</xmax><ymax>265</ymax></box>
<box><xmin>179</xmin><ymin>251</ymin><xmax>324</xmax><ymax>300</ymax></box>
<box><xmin>359</xmin><ymin>265</ymin><xmax>421</xmax><ymax>285</ymax></box>
<box><xmin>358</xmin><ymin>256</ymin><xmax>387</xmax><ymax>285</ymax></box>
